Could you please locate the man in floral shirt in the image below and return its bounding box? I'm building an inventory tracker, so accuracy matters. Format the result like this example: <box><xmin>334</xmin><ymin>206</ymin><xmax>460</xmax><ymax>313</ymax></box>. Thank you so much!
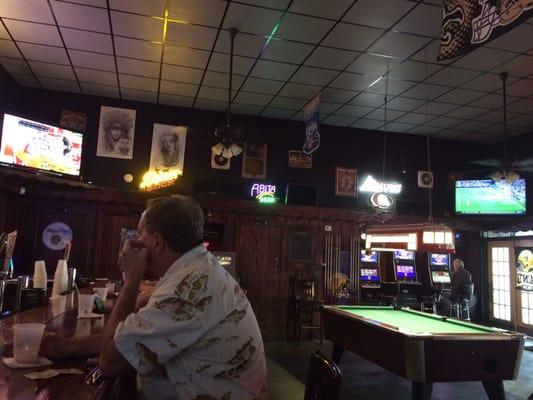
<box><xmin>99</xmin><ymin>195</ymin><xmax>267</xmax><ymax>400</ymax></box>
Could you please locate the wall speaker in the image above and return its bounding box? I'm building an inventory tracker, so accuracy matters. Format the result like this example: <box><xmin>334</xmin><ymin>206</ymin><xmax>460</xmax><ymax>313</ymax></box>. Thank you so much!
<box><xmin>418</xmin><ymin>171</ymin><xmax>434</xmax><ymax>188</ymax></box>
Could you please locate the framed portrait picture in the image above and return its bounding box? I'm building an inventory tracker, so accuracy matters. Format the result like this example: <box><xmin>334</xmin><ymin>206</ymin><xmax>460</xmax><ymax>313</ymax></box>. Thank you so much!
<box><xmin>288</xmin><ymin>150</ymin><xmax>312</xmax><ymax>169</ymax></box>
<box><xmin>59</xmin><ymin>110</ymin><xmax>87</xmax><ymax>132</ymax></box>
<box><xmin>242</xmin><ymin>143</ymin><xmax>267</xmax><ymax>180</ymax></box>
<box><xmin>96</xmin><ymin>106</ymin><xmax>136</xmax><ymax>159</ymax></box>
<box><xmin>149</xmin><ymin>124</ymin><xmax>187</xmax><ymax>173</ymax></box>
<box><xmin>335</xmin><ymin>167</ymin><xmax>357</xmax><ymax>197</ymax></box>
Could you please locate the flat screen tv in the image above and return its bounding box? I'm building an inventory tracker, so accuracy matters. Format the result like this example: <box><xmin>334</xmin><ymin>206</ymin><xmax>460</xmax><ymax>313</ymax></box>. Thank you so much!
<box><xmin>0</xmin><ymin>113</ymin><xmax>83</xmax><ymax>177</ymax></box>
<box><xmin>455</xmin><ymin>179</ymin><xmax>526</xmax><ymax>215</ymax></box>
<box><xmin>360</xmin><ymin>250</ymin><xmax>378</xmax><ymax>263</ymax></box>
<box><xmin>429</xmin><ymin>253</ymin><xmax>449</xmax><ymax>266</ymax></box>
<box><xmin>393</xmin><ymin>249</ymin><xmax>414</xmax><ymax>261</ymax></box>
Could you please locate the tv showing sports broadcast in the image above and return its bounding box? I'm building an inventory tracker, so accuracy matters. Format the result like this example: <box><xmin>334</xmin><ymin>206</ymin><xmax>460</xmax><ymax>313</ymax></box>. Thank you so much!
<box><xmin>455</xmin><ymin>179</ymin><xmax>526</xmax><ymax>215</ymax></box>
<box><xmin>360</xmin><ymin>250</ymin><xmax>378</xmax><ymax>263</ymax></box>
<box><xmin>0</xmin><ymin>113</ymin><xmax>83</xmax><ymax>177</ymax></box>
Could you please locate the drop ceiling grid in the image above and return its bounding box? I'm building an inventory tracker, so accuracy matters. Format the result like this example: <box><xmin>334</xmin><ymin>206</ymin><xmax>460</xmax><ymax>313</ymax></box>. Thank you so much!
<box><xmin>0</xmin><ymin>0</ymin><xmax>531</xmax><ymax>142</ymax></box>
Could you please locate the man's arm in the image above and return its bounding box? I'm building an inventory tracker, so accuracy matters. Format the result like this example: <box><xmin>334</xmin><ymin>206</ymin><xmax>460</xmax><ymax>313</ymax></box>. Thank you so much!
<box><xmin>41</xmin><ymin>333</ymin><xmax>102</xmax><ymax>359</ymax></box>
<box><xmin>99</xmin><ymin>240</ymin><xmax>148</xmax><ymax>378</ymax></box>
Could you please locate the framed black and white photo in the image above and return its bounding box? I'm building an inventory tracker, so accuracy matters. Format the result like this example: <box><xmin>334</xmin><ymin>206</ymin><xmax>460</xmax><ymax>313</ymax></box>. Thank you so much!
<box><xmin>96</xmin><ymin>106</ymin><xmax>136</xmax><ymax>159</ymax></box>
<box><xmin>149</xmin><ymin>124</ymin><xmax>187</xmax><ymax>173</ymax></box>
<box><xmin>242</xmin><ymin>143</ymin><xmax>267</xmax><ymax>180</ymax></box>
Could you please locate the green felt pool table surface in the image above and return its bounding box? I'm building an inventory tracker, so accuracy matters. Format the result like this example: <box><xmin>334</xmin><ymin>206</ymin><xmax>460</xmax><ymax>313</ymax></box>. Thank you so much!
<box><xmin>333</xmin><ymin>305</ymin><xmax>504</xmax><ymax>335</ymax></box>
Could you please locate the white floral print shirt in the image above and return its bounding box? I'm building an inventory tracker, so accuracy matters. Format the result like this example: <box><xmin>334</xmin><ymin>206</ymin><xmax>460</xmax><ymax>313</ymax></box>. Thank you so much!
<box><xmin>114</xmin><ymin>245</ymin><xmax>267</xmax><ymax>400</ymax></box>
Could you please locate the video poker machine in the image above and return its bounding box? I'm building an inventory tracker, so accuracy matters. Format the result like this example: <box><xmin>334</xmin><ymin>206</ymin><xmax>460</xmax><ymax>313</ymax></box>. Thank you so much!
<box><xmin>428</xmin><ymin>252</ymin><xmax>451</xmax><ymax>291</ymax></box>
<box><xmin>393</xmin><ymin>250</ymin><xmax>420</xmax><ymax>307</ymax></box>
<box><xmin>360</xmin><ymin>250</ymin><xmax>381</xmax><ymax>304</ymax></box>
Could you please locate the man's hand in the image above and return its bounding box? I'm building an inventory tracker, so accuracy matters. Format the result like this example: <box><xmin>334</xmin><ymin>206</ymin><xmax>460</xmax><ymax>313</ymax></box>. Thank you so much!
<box><xmin>40</xmin><ymin>332</ymin><xmax>70</xmax><ymax>359</ymax></box>
<box><xmin>121</xmin><ymin>239</ymin><xmax>149</xmax><ymax>283</ymax></box>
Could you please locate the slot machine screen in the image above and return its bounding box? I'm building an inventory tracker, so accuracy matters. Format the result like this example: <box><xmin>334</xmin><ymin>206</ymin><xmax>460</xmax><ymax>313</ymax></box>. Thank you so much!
<box><xmin>360</xmin><ymin>250</ymin><xmax>378</xmax><ymax>263</ymax></box>
<box><xmin>393</xmin><ymin>250</ymin><xmax>414</xmax><ymax>260</ymax></box>
<box><xmin>360</xmin><ymin>268</ymin><xmax>379</xmax><ymax>283</ymax></box>
<box><xmin>430</xmin><ymin>253</ymin><xmax>449</xmax><ymax>266</ymax></box>
<box><xmin>431</xmin><ymin>270</ymin><xmax>451</xmax><ymax>284</ymax></box>
<box><xmin>395</xmin><ymin>264</ymin><xmax>416</xmax><ymax>281</ymax></box>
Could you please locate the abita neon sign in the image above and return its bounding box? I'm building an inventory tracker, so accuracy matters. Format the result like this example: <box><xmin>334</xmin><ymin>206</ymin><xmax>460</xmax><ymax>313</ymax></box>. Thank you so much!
<box><xmin>250</xmin><ymin>183</ymin><xmax>277</xmax><ymax>204</ymax></box>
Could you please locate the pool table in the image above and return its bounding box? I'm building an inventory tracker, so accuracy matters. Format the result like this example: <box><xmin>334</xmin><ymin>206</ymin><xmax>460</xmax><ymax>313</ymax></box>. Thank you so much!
<box><xmin>322</xmin><ymin>305</ymin><xmax>525</xmax><ymax>400</ymax></box>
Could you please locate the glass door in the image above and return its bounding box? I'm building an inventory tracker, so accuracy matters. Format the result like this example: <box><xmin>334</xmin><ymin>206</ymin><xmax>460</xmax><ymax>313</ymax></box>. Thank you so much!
<box><xmin>488</xmin><ymin>242</ymin><xmax>515</xmax><ymax>323</ymax></box>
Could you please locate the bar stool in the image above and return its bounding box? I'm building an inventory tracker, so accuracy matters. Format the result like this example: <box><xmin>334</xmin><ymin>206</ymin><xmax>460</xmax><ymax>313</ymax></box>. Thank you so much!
<box><xmin>293</xmin><ymin>279</ymin><xmax>323</xmax><ymax>344</ymax></box>
<box><xmin>380</xmin><ymin>282</ymin><xmax>401</xmax><ymax>308</ymax></box>
<box><xmin>450</xmin><ymin>283</ymin><xmax>474</xmax><ymax>321</ymax></box>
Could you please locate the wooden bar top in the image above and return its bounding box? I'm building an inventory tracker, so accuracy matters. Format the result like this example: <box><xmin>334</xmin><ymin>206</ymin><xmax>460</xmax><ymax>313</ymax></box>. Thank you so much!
<box><xmin>0</xmin><ymin>292</ymin><xmax>115</xmax><ymax>399</ymax></box>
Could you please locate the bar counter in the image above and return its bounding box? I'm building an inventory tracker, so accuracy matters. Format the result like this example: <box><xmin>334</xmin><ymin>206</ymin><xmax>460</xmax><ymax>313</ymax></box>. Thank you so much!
<box><xmin>0</xmin><ymin>292</ymin><xmax>113</xmax><ymax>399</ymax></box>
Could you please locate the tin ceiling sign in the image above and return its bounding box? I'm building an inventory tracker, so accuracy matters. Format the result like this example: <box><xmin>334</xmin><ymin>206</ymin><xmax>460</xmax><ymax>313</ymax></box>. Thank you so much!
<box><xmin>42</xmin><ymin>222</ymin><xmax>73</xmax><ymax>251</ymax></box>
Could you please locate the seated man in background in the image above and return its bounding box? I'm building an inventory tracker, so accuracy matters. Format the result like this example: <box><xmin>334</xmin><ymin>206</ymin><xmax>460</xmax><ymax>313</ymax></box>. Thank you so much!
<box><xmin>450</xmin><ymin>258</ymin><xmax>472</xmax><ymax>301</ymax></box>
<box><xmin>44</xmin><ymin>195</ymin><xmax>267</xmax><ymax>400</ymax></box>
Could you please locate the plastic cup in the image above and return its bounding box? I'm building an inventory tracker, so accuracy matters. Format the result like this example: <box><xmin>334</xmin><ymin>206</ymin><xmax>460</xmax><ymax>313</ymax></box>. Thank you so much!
<box><xmin>33</xmin><ymin>261</ymin><xmax>47</xmax><ymax>290</ymax></box>
<box><xmin>93</xmin><ymin>287</ymin><xmax>108</xmax><ymax>301</ymax></box>
<box><xmin>13</xmin><ymin>323</ymin><xmax>45</xmax><ymax>364</ymax></box>
<box><xmin>77</xmin><ymin>294</ymin><xmax>95</xmax><ymax>316</ymax></box>
<box><xmin>105</xmin><ymin>283</ymin><xmax>115</xmax><ymax>294</ymax></box>
<box><xmin>50</xmin><ymin>295</ymin><xmax>66</xmax><ymax>315</ymax></box>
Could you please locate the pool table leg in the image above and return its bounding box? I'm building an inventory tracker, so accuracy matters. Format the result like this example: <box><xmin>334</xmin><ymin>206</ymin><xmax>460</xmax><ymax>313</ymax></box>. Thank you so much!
<box><xmin>482</xmin><ymin>381</ymin><xmax>506</xmax><ymax>400</ymax></box>
<box><xmin>412</xmin><ymin>382</ymin><xmax>433</xmax><ymax>400</ymax></box>
<box><xmin>332</xmin><ymin>344</ymin><xmax>344</xmax><ymax>364</ymax></box>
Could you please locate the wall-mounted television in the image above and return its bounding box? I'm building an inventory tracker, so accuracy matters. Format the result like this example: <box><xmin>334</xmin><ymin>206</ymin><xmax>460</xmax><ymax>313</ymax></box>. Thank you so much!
<box><xmin>0</xmin><ymin>113</ymin><xmax>83</xmax><ymax>177</ymax></box>
<box><xmin>360</xmin><ymin>250</ymin><xmax>378</xmax><ymax>263</ymax></box>
<box><xmin>393</xmin><ymin>249</ymin><xmax>414</xmax><ymax>260</ymax></box>
<box><xmin>455</xmin><ymin>179</ymin><xmax>526</xmax><ymax>215</ymax></box>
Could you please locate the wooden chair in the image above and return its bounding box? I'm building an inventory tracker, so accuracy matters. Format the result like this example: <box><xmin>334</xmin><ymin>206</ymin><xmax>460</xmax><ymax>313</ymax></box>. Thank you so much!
<box><xmin>304</xmin><ymin>349</ymin><xmax>342</xmax><ymax>400</ymax></box>
<box><xmin>294</xmin><ymin>279</ymin><xmax>323</xmax><ymax>344</ymax></box>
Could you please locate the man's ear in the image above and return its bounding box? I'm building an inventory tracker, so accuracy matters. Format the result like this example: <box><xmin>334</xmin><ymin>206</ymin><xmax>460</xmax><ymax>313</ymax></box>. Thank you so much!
<box><xmin>153</xmin><ymin>232</ymin><xmax>166</xmax><ymax>253</ymax></box>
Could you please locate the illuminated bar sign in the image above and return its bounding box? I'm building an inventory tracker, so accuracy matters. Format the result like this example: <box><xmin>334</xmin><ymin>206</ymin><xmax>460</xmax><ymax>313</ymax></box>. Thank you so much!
<box><xmin>250</xmin><ymin>183</ymin><xmax>277</xmax><ymax>204</ymax></box>
<box><xmin>360</xmin><ymin>175</ymin><xmax>402</xmax><ymax>194</ymax></box>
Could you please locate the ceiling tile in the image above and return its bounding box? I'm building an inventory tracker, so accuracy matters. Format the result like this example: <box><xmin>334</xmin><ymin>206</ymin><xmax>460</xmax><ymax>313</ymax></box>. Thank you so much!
<box><xmin>330</xmin><ymin>72</ymin><xmax>376</xmax><ymax>91</ymax></box>
<box><xmin>335</xmin><ymin>104</ymin><xmax>373</xmax><ymax>118</ymax></box>
<box><xmin>401</xmin><ymin>83</ymin><xmax>450</xmax><ymax>100</ymax></box>
<box><xmin>28</xmin><ymin>61</ymin><xmax>75</xmax><ymax>80</ymax></box>
<box><xmin>446</xmin><ymin>106</ymin><xmax>490</xmax><ymax>119</ymax></box>
<box><xmin>261</xmin><ymin>108</ymin><xmax>295</xmax><ymax>119</ymax></box>
<box><xmin>322</xmin><ymin>23</ymin><xmax>383</xmax><ymax>52</ymax></box>
<box><xmin>109</xmin><ymin>0</ymin><xmax>165</xmax><ymax>16</ymax></box>
<box><xmin>496</xmin><ymin>55</ymin><xmax>533</xmax><ymax>78</ymax></box>
<box><xmin>347</xmin><ymin>53</ymin><xmax>397</xmax><ymax>76</ymax></box>
<box><xmin>388</xmin><ymin>60</ymin><xmax>441</xmax><ymax>81</ymax></box>
<box><xmin>409</xmin><ymin>40</ymin><xmax>448</xmax><ymax>64</ymax></box>
<box><xmin>434</xmin><ymin>88</ymin><xmax>483</xmax><ymax>105</ymax></box>
<box><xmin>291</xmin><ymin>66</ymin><xmax>337</xmax><ymax>86</ymax></box>
<box><xmin>223</xmin><ymin>3</ymin><xmax>282</xmax><ymax>36</ymax></box>
<box><xmin>365</xmin><ymin>108</ymin><xmax>405</xmax><ymax>121</ymax></box>
<box><xmin>208</xmin><ymin>52</ymin><xmax>253</xmax><ymax>75</ymax></box>
<box><xmin>413</xmin><ymin>101</ymin><xmax>457</xmax><ymax>115</ymax></box>
<box><xmin>117</xmin><ymin>57</ymin><xmax>160</xmax><ymax>78</ymax></box>
<box><xmin>76</xmin><ymin>67</ymin><xmax>117</xmax><ymax>85</ymax></box>
<box><xmin>0</xmin><ymin>57</ymin><xmax>30</xmax><ymax>74</ymax></box>
<box><xmin>40</xmin><ymin>76</ymin><xmax>80</xmax><ymax>93</ymax></box>
<box><xmin>425</xmin><ymin>116</ymin><xmax>464</xmax><ymax>128</ymax></box>
<box><xmin>462</xmin><ymin>73</ymin><xmax>508</xmax><ymax>92</ymax></box>
<box><xmin>393</xmin><ymin>4</ymin><xmax>442</xmax><ymax>37</ymax></box>
<box><xmin>323</xmin><ymin>115</ymin><xmax>355</xmax><ymax>127</ymax></box>
<box><xmin>290</xmin><ymin>0</ymin><xmax>353</xmax><ymax>20</ymax></box>
<box><xmin>216</xmin><ymin>32</ymin><xmax>265</xmax><ymax>58</ymax></box>
<box><xmin>425</xmin><ymin>67</ymin><xmax>481</xmax><ymax>87</ymax></box>
<box><xmin>166</xmin><ymin>23</ymin><xmax>217</xmax><ymax>51</ymax></box>
<box><xmin>453</xmin><ymin>47</ymin><xmax>515</xmax><ymax>71</ymax></box>
<box><xmin>234</xmin><ymin>91</ymin><xmax>272</xmax><ymax>106</ymax></box>
<box><xmin>159</xmin><ymin>80</ymin><xmax>198</xmax><ymax>97</ymax></box>
<box><xmin>351</xmin><ymin>118</ymin><xmax>383</xmax><ymax>130</ymax></box>
<box><xmin>66</xmin><ymin>0</ymin><xmax>107</xmax><ymax>7</ymax></box>
<box><xmin>502</xmin><ymin>78</ymin><xmax>533</xmax><ymax>97</ymax></box>
<box><xmin>241</xmin><ymin>77</ymin><xmax>285</xmax><ymax>95</ymax></box>
<box><xmin>251</xmin><ymin>59</ymin><xmax>298</xmax><ymax>80</ymax></box>
<box><xmin>366</xmin><ymin>78</ymin><xmax>414</xmax><ymax>96</ymax></box>
<box><xmin>231</xmin><ymin>103</ymin><xmax>262</xmax><ymax>116</ymax></box>
<box><xmin>261</xmin><ymin>39</ymin><xmax>314</xmax><ymax>64</ymax></box>
<box><xmin>115</xmin><ymin>36</ymin><xmax>162</xmax><ymax>62</ymax></box>
<box><xmin>161</xmin><ymin>64</ymin><xmax>203</xmax><ymax>84</ymax></box>
<box><xmin>18</xmin><ymin>43</ymin><xmax>68</xmax><ymax>63</ymax></box>
<box><xmin>320</xmin><ymin>87</ymin><xmax>356</xmax><ymax>103</ymax></box>
<box><xmin>279</xmin><ymin>82</ymin><xmax>321</xmax><ymax>99</ymax></box>
<box><xmin>120</xmin><ymin>74</ymin><xmax>158</xmax><ymax>91</ymax></box>
<box><xmin>51</xmin><ymin>1</ymin><xmax>110</xmax><ymax>33</ymax></box>
<box><xmin>342</xmin><ymin>0</ymin><xmax>414</xmax><ymax>29</ymax></box>
<box><xmin>486</xmin><ymin>23</ymin><xmax>533</xmax><ymax>53</ymax></box>
<box><xmin>0</xmin><ymin>40</ymin><xmax>21</xmax><ymax>58</ymax></box>
<box><xmin>509</xmin><ymin>114</ymin><xmax>533</xmax><ymax>127</ymax></box>
<box><xmin>305</xmin><ymin>46</ymin><xmax>357</xmax><ymax>70</ymax></box>
<box><xmin>386</xmin><ymin>97</ymin><xmax>425</xmax><ymax>112</ymax></box>
<box><xmin>158</xmin><ymin>93</ymin><xmax>194</xmax><ymax>108</ymax></box>
<box><xmin>507</xmin><ymin>98</ymin><xmax>533</xmax><ymax>114</ymax></box>
<box><xmin>203</xmin><ymin>70</ymin><xmax>244</xmax><ymax>89</ymax></box>
<box><xmin>269</xmin><ymin>96</ymin><xmax>308</xmax><ymax>110</ymax></box>
<box><xmin>60</xmin><ymin>28</ymin><xmax>113</xmax><ymax>54</ymax></box>
<box><xmin>69</xmin><ymin>50</ymin><xmax>115</xmax><ymax>71</ymax></box>
<box><xmin>164</xmin><ymin>45</ymin><xmax>210</xmax><ymax>69</ymax></box>
<box><xmin>0</xmin><ymin>24</ymin><xmax>8</xmax><ymax>40</ymax></box>
<box><xmin>369</xmin><ymin>31</ymin><xmax>432</xmax><ymax>59</ymax></box>
<box><xmin>168</xmin><ymin>0</ymin><xmax>227</xmax><ymax>27</ymax></box>
<box><xmin>0</xmin><ymin>0</ymin><xmax>54</xmax><ymax>24</ymax></box>
<box><xmin>11</xmin><ymin>73</ymin><xmax>40</xmax><ymax>88</ymax></box>
<box><xmin>194</xmin><ymin>98</ymin><xmax>227</xmax><ymax>112</ymax></box>
<box><xmin>319</xmin><ymin>102</ymin><xmax>344</xmax><ymax>114</ymax></box>
<box><xmin>467</xmin><ymin>94</ymin><xmax>503</xmax><ymax>110</ymax></box>
<box><xmin>80</xmin><ymin>82</ymin><xmax>120</xmax><ymax>98</ymax></box>
<box><xmin>384</xmin><ymin>122</ymin><xmax>415</xmax><ymax>133</ymax></box>
<box><xmin>3</xmin><ymin>20</ymin><xmax>61</xmax><ymax>46</ymax></box>
<box><xmin>276</xmin><ymin>13</ymin><xmax>334</xmax><ymax>44</ymax></box>
<box><xmin>198</xmin><ymin>86</ymin><xmax>233</xmax><ymax>102</ymax></box>
<box><xmin>348</xmin><ymin>92</ymin><xmax>385</xmax><ymax>107</ymax></box>
<box><xmin>453</xmin><ymin>120</ymin><xmax>492</xmax><ymax>133</ymax></box>
<box><xmin>407</xmin><ymin>125</ymin><xmax>441</xmax><ymax>135</ymax></box>
<box><xmin>112</xmin><ymin>11</ymin><xmax>164</xmax><ymax>42</ymax></box>
<box><xmin>237</xmin><ymin>0</ymin><xmax>290</xmax><ymax>11</ymax></box>
<box><xmin>121</xmin><ymin>88</ymin><xmax>157</xmax><ymax>103</ymax></box>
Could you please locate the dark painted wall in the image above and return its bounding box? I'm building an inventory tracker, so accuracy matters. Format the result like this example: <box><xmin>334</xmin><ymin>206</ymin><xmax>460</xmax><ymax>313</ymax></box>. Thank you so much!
<box><xmin>0</xmin><ymin>66</ymin><xmax>20</xmax><ymax>111</ymax></box>
<box><xmin>0</xmin><ymin>79</ymin><xmax>499</xmax><ymax>216</ymax></box>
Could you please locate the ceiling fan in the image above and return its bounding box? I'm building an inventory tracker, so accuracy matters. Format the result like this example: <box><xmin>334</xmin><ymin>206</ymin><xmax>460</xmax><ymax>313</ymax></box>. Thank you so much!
<box><xmin>464</xmin><ymin>72</ymin><xmax>533</xmax><ymax>181</ymax></box>
<box><xmin>210</xmin><ymin>28</ymin><xmax>246</xmax><ymax>165</ymax></box>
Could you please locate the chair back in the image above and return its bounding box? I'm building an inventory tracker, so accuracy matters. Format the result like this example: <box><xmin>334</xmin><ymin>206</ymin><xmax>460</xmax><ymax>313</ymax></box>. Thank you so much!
<box><xmin>294</xmin><ymin>279</ymin><xmax>316</xmax><ymax>301</ymax></box>
<box><xmin>304</xmin><ymin>349</ymin><xmax>342</xmax><ymax>400</ymax></box>
<box><xmin>381</xmin><ymin>281</ymin><xmax>401</xmax><ymax>296</ymax></box>
<box><xmin>460</xmin><ymin>282</ymin><xmax>474</xmax><ymax>300</ymax></box>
